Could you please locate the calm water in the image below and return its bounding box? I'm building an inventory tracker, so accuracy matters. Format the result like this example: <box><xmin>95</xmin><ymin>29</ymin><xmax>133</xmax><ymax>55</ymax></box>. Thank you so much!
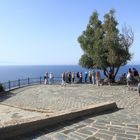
<box><xmin>0</xmin><ymin>65</ymin><xmax>140</xmax><ymax>83</ymax></box>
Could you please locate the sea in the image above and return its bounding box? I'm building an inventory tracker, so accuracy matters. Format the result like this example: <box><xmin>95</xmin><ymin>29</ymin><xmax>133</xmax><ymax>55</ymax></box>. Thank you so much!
<box><xmin>0</xmin><ymin>65</ymin><xmax>140</xmax><ymax>83</ymax></box>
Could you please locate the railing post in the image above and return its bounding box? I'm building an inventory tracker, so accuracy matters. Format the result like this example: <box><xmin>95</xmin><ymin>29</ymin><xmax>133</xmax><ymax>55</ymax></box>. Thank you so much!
<box><xmin>40</xmin><ymin>77</ymin><xmax>41</xmax><ymax>84</ymax></box>
<box><xmin>8</xmin><ymin>81</ymin><xmax>11</xmax><ymax>90</ymax></box>
<box><xmin>18</xmin><ymin>79</ymin><xmax>20</xmax><ymax>88</ymax></box>
<box><xmin>4</xmin><ymin>76</ymin><xmax>44</xmax><ymax>91</ymax></box>
<box><xmin>28</xmin><ymin>78</ymin><xmax>30</xmax><ymax>85</ymax></box>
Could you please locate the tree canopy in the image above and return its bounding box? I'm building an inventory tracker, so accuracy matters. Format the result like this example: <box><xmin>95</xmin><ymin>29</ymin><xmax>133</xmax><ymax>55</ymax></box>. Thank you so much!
<box><xmin>78</xmin><ymin>9</ymin><xmax>134</xmax><ymax>80</ymax></box>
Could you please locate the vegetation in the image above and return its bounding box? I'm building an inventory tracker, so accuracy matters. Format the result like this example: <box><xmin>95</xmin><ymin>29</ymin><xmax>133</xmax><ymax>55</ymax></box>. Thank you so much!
<box><xmin>78</xmin><ymin>9</ymin><xmax>134</xmax><ymax>81</ymax></box>
<box><xmin>0</xmin><ymin>83</ymin><xmax>4</xmax><ymax>92</ymax></box>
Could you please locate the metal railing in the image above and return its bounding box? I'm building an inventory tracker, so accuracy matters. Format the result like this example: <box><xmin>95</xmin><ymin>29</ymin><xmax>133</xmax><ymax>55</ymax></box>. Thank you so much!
<box><xmin>1</xmin><ymin>77</ymin><xmax>61</xmax><ymax>91</ymax></box>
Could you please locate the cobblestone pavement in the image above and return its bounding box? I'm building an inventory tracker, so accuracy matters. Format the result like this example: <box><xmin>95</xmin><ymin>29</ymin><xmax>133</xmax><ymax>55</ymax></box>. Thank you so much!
<box><xmin>0</xmin><ymin>104</ymin><xmax>46</xmax><ymax>126</ymax></box>
<box><xmin>1</xmin><ymin>84</ymin><xmax>140</xmax><ymax>140</ymax></box>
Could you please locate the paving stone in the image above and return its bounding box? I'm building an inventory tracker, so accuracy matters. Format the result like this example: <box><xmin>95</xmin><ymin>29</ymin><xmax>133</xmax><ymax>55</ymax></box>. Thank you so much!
<box><xmin>84</xmin><ymin>127</ymin><xmax>98</xmax><ymax>133</ymax></box>
<box><xmin>74</xmin><ymin>124</ymin><xmax>86</xmax><ymax>130</ymax></box>
<box><xmin>108</xmin><ymin>125</ymin><xmax>123</xmax><ymax>129</ymax></box>
<box><xmin>85</xmin><ymin>136</ymin><xmax>100</xmax><ymax>140</ymax></box>
<box><xmin>94</xmin><ymin>132</ymin><xmax>113</xmax><ymax>140</ymax></box>
<box><xmin>116</xmin><ymin>133</ymin><xmax>136</xmax><ymax>139</ymax></box>
<box><xmin>109</xmin><ymin>127</ymin><xmax>125</xmax><ymax>134</ymax></box>
<box><xmin>111</xmin><ymin>122</ymin><xmax>125</xmax><ymax>127</ymax></box>
<box><xmin>92</xmin><ymin>124</ymin><xmax>108</xmax><ymax>130</ymax></box>
<box><xmin>62</xmin><ymin>129</ymin><xmax>75</xmax><ymax>135</ymax></box>
<box><xmin>98</xmin><ymin>129</ymin><xmax>115</xmax><ymax>136</ymax></box>
<box><xmin>93</xmin><ymin>122</ymin><xmax>107</xmax><ymax>126</ymax></box>
<box><xmin>68</xmin><ymin>132</ymin><xmax>84</xmax><ymax>140</ymax></box>
<box><xmin>53</xmin><ymin>133</ymin><xmax>69</xmax><ymax>140</ymax></box>
<box><xmin>126</xmin><ymin>124</ymin><xmax>139</xmax><ymax>128</ymax></box>
<box><xmin>77</xmin><ymin>128</ymin><xmax>93</xmax><ymax>135</ymax></box>
<box><xmin>115</xmin><ymin>136</ymin><xmax>133</xmax><ymax>140</ymax></box>
<box><xmin>96</xmin><ymin>120</ymin><xmax>110</xmax><ymax>125</ymax></box>
<box><xmin>123</xmin><ymin>127</ymin><xmax>138</xmax><ymax>132</ymax></box>
<box><xmin>73</xmin><ymin>132</ymin><xmax>88</xmax><ymax>138</ymax></box>
<box><xmin>126</xmin><ymin>131</ymin><xmax>140</xmax><ymax>136</ymax></box>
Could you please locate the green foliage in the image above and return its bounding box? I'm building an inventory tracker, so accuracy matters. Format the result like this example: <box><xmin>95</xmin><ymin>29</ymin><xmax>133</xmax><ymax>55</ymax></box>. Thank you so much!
<box><xmin>0</xmin><ymin>83</ymin><xmax>4</xmax><ymax>92</ymax></box>
<box><xmin>79</xmin><ymin>54</ymin><xmax>94</xmax><ymax>69</ymax></box>
<box><xmin>78</xmin><ymin>9</ymin><xmax>134</xmax><ymax>80</ymax></box>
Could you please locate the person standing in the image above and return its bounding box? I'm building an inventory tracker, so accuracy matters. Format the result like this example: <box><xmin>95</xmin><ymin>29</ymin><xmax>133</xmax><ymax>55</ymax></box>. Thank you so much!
<box><xmin>126</xmin><ymin>68</ymin><xmax>133</xmax><ymax>90</ymax></box>
<box><xmin>79</xmin><ymin>72</ymin><xmax>83</xmax><ymax>83</ymax></box>
<box><xmin>49</xmin><ymin>72</ymin><xmax>54</xmax><ymax>84</ymax></box>
<box><xmin>132</xmin><ymin>68</ymin><xmax>139</xmax><ymax>81</ymax></box>
<box><xmin>92</xmin><ymin>70</ymin><xmax>96</xmax><ymax>85</ymax></box>
<box><xmin>68</xmin><ymin>72</ymin><xmax>72</xmax><ymax>83</ymax></box>
<box><xmin>72</xmin><ymin>72</ymin><xmax>75</xmax><ymax>83</ymax></box>
<box><xmin>76</xmin><ymin>72</ymin><xmax>80</xmax><ymax>83</ymax></box>
<box><xmin>44</xmin><ymin>72</ymin><xmax>49</xmax><ymax>84</ymax></box>
<box><xmin>61</xmin><ymin>72</ymin><xmax>66</xmax><ymax>86</ymax></box>
<box><xmin>96</xmin><ymin>71</ymin><xmax>101</xmax><ymax>86</ymax></box>
<box><xmin>84</xmin><ymin>72</ymin><xmax>88</xmax><ymax>83</ymax></box>
<box><xmin>88</xmin><ymin>71</ymin><xmax>92</xmax><ymax>83</ymax></box>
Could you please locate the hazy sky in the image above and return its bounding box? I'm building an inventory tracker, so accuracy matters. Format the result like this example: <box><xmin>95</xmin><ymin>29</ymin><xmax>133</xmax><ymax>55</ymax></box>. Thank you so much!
<box><xmin>0</xmin><ymin>0</ymin><xmax>140</xmax><ymax>65</ymax></box>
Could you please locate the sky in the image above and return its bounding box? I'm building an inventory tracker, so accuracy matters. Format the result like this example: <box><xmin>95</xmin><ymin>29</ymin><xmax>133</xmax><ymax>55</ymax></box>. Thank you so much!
<box><xmin>0</xmin><ymin>0</ymin><xmax>140</xmax><ymax>65</ymax></box>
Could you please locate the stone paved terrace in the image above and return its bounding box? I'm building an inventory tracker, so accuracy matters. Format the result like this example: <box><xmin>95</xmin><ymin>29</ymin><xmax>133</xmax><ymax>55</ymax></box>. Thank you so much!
<box><xmin>0</xmin><ymin>84</ymin><xmax>140</xmax><ymax>140</ymax></box>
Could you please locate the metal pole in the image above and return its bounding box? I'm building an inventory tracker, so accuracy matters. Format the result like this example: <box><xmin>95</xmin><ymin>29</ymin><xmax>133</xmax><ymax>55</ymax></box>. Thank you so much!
<box><xmin>28</xmin><ymin>78</ymin><xmax>30</xmax><ymax>85</ymax></box>
<box><xmin>8</xmin><ymin>81</ymin><xmax>11</xmax><ymax>90</ymax></box>
<box><xmin>18</xmin><ymin>79</ymin><xmax>20</xmax><ymax>88</ymax></box>
<box><xmin>40</xmin><ymin>77</ymin><xmax>41</xmax><ymax>84</ymax></box>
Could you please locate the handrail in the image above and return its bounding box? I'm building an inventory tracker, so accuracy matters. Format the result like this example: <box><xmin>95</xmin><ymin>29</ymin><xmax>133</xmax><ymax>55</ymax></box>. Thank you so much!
<box><xmin>1</xmin><ymin>76</ymin><xmax>62</xmax><ymax>91</ymax></box>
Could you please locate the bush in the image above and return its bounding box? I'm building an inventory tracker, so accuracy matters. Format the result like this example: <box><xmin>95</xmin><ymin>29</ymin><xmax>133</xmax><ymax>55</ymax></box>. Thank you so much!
<box><xmin>0</xmin><ymin>83</ymin><xmax>4</xmax><ymax>92</ymax></box>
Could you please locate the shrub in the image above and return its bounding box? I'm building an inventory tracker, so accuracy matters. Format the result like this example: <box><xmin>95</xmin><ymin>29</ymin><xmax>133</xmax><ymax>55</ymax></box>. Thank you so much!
<box><xmin>0</xmin><ymin>83</ymin><xmax>4</xmax><ymax>92</ymax></box>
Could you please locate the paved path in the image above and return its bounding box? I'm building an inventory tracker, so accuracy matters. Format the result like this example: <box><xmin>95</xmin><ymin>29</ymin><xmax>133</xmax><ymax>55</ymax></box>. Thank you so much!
<box><xmin>0</xmin><ymin>104</ymin><xmax>46</xmax><ymax>127</ymax></box>
<box><xmin>1</xmin><ymin>84</ymin><xmax>140</xmax><ymax>139</ymax></box>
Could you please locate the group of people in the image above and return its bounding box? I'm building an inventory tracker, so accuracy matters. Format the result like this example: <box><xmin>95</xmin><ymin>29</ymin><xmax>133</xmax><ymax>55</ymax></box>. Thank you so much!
<box><xmin>44</xmin><ymin>68</ymin><xmax>140</xmax><ymax>96</ymax></box>
<box><xmin>44</xmin><ymin>72</ymin><xmax>54</xmax><ymax>84</ymax></box>
<box><xmin>44</xmin><ymin>70</ymin><xmax>102</xmax><ymax>86</ymax></box>
<box><xmin>61</xmin><ymin>70</ymin><xmax>101</xmax><ymax>86</ymax></box>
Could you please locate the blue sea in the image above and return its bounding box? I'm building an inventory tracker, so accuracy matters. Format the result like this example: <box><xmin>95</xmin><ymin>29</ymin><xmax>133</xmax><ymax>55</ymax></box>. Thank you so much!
<box><xmin>0</xmin><ymin>65</ymin><xmax>140</xmax><ymax>83</ymax></box>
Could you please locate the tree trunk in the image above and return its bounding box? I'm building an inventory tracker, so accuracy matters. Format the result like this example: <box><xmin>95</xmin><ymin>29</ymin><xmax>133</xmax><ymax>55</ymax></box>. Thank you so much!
<box><xmin>103</xmin><ymin>69</ymin><xmax>108</xmax><ymax>78</ymax></box>
<box><xmin>114</xmin><ymin>67</ymin><xmax>120</xmax><ymax>79</ymax></box>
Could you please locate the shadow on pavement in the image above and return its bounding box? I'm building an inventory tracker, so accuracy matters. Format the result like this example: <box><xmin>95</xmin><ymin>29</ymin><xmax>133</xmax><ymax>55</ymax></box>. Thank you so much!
<box><xmin>0</xmin><ymin>91</ymin><xmax>16</xmax><ymax>102</ymax></box>
<box><xmin>6</xmin><ymin>108</ymin><xmax>122</xmax><ymax>140</ymax></box>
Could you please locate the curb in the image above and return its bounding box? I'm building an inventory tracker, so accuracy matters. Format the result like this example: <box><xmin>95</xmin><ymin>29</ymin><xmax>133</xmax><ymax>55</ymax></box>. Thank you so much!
<box><xmin>0</xmin><ymin>101</ymin><xmax>117</xmax><ymax>139</ymax></box>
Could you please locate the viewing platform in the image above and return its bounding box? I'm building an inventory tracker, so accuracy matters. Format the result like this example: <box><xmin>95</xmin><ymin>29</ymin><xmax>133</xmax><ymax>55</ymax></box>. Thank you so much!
<box><xmin>0</xmin><ymin>84</ymin><xmax>140</xmax><ymax>139</ymax></box>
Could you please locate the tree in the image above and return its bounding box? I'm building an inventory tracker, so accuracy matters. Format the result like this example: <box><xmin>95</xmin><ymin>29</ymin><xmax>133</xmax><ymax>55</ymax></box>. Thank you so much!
<box><xmin>78</xmin><ymin>9</ymin><xmax>134</xmax><ymax>81</ymax></box>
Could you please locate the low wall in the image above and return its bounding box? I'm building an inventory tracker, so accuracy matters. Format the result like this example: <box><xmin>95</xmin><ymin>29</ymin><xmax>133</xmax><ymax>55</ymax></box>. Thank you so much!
<box><xmin>0</xmin><ymin>102</ymin><xmax>117</xmax><ymax>139</ymax></box>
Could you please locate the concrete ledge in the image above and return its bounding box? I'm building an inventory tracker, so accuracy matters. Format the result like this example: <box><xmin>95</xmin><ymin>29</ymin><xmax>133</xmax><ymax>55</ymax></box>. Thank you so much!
<box><xmin>0</xmin><ymin>101</ymin><xmax>117</xmax><ymax>139</ymax></box>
